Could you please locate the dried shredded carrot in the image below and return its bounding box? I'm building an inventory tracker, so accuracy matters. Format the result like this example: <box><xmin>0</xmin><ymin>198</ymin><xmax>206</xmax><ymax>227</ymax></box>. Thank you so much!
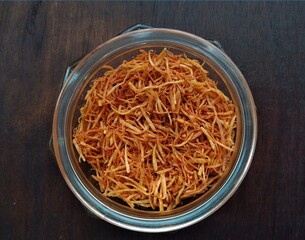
<box><xmin>73</xmin><ymin>48</ymin><xmax>236</xmax><ymax>211</ymax></box>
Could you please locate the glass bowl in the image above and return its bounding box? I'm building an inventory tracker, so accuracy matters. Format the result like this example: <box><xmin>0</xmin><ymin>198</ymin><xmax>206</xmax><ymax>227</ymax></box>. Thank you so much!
<box><xmin>52</xmin><ymin>26</ymin><xmax>257</xmax><ymax>232</ymax></box>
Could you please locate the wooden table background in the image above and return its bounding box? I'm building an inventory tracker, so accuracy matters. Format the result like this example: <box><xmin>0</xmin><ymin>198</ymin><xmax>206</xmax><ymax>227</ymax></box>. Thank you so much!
<box><xmin>1</xmin><ymin>1</ymin><xmax>304</xmax><ymax>239</ymax></box>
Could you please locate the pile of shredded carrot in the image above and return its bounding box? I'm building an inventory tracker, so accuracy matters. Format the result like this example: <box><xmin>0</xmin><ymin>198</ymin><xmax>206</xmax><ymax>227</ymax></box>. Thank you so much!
<box><xmin>73</xmin><ymin>48</ymin><xmax>236</xmax><ymax>211</ymax></box>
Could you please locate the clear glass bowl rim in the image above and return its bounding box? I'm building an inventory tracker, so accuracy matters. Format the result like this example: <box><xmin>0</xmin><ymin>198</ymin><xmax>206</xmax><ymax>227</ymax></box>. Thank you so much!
<box><xmin>52</xmin><ymin>27</ymin><xmax>258</xmax><ymax>232</ymax></box>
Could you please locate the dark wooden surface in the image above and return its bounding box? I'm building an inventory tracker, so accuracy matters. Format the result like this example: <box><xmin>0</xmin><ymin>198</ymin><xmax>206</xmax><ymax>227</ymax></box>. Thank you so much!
<box><xmin>1</xmin><ymin>1</ymin><xmax>305</xmax><ymax>239</ymax></box>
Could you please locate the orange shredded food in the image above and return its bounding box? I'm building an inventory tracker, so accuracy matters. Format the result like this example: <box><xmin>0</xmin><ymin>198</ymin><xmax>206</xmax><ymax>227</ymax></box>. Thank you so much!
<box><xmin>73</xmin><ymin>48</ymin><xmax>237</xmax><ymax>211</ymax></box>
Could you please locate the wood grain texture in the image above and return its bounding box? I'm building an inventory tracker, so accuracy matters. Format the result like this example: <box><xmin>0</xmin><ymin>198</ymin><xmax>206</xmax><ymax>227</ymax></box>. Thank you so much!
<box><xmin>0</xmin><ymin>1</ymin><xmax>304</xmax><ymax>239</ymax></box>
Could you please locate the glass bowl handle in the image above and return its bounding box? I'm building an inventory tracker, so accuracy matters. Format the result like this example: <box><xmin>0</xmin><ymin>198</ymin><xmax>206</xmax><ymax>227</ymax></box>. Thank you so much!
<box><xmin>119</xmin><ymin>23</ymin><xmax>153</xmax><ymax>34</ymax></box>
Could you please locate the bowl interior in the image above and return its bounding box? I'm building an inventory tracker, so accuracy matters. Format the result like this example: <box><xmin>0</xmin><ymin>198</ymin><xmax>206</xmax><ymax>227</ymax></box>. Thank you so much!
<box><xmin>65</xmin><ymin>44</ymin><xmax>243</xmax><ymax>219</ymax></box>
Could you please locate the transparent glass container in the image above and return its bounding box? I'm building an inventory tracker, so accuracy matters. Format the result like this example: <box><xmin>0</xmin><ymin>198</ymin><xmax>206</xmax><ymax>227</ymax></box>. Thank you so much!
<box><xmin>52</xmin><ymin>25</ymin><xmax>257</xmax><ymax>232</ymax></box>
